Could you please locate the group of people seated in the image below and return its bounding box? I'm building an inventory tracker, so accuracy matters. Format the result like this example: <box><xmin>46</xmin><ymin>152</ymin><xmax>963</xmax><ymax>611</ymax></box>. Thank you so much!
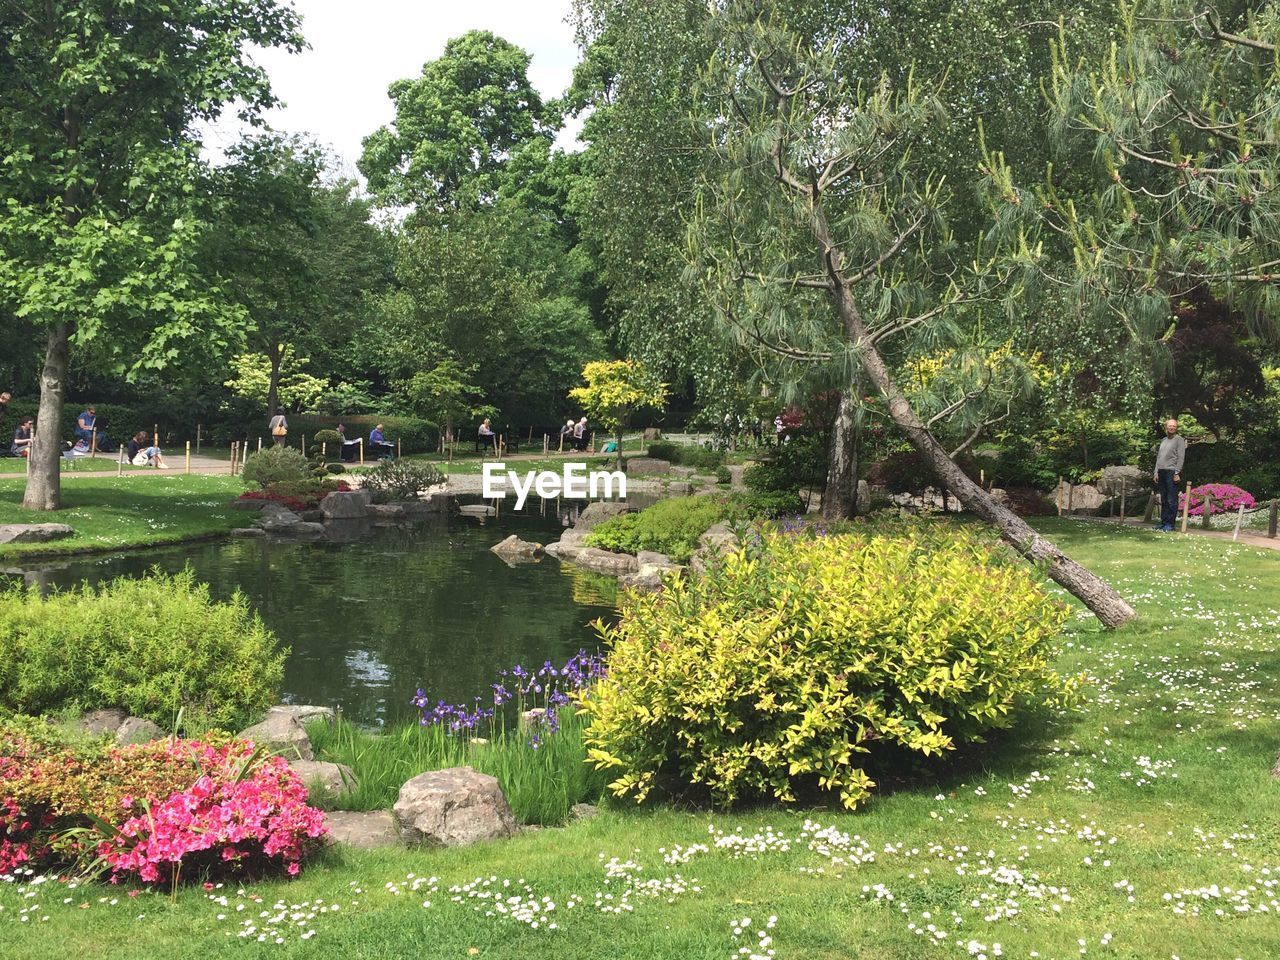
<box><xmin>558</xmin><ymin>417</ymin><xmax>591</xmax><ymax>452</ymax></box>
<box><xmin>334</xmin><ymin>423</ymin><xmax>396</xmax><ymax>462</ymax></box>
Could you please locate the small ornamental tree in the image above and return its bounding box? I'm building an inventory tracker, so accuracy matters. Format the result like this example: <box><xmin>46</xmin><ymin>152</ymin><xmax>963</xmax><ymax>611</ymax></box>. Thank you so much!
<box><xmin>569</xmin><ymin>360</ymin><xmax>668</xmax><ymax>467</ymax></box>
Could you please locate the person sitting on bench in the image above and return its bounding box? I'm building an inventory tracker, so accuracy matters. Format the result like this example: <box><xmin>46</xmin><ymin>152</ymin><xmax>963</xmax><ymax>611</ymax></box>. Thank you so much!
<box><xmin>11</xmin><ymin>417</ymin><xmax>33</xmax><ymax>458</ymax></box>
<box><xmin>478</xmin><ymin>418</ymin><xmax>501</xmax><ymax>455</ymax></box>
<box><xmin>336</xmin><ymin>423</ymin><xmax>362</xmax><ymax>463</ymax></box>
<box><xmin>369</xmin><ymin>423</ymin><xmax>395</xmax><ymax>459</ymax></box>
<box><xmin>73</xmin><ymin>405</ymin><xmax>115</xmax><ymax>451</ymax></box>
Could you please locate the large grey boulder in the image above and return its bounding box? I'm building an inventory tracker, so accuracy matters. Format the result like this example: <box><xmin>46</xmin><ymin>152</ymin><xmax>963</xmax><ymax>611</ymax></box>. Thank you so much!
<box><xmin>324</xmin><ymin>810</ymin><xmax>398</xmax><ymax>849</ymax></box>
<box><xmin>857</xmin><ymin>480</ymin><xmax>872</xmax><ymax>514</ymax></box>
<box><xmin>625</xmin><ymin>457</ymin><xmax>671</xmax><ymax>477</ymax></box>
<box><xmin>238</xmin><ymin>713</ymin><xmax>313</xmax><ymax>760</ymax></box>
<box><xmin>229</xmin><ymin>498</ymin><xmax>268</xmax><ymax>511</ymax></box>
<box><xmin>619</xmin><ymin>562</ymin><xmax>682</xmax><ymax>593</ymax></box>
<box><xmin>393</xmin><ymin>766</ymin><xmax>518</xmax><ymax>847</ymax></box>
<box><xmin>1098</xmin><ymin>465</ymin><xmax>1147</xmax><ymax>497</ymax></box>
<box><xmin>574</xmin><ymin>500</ymin><xmax>634</xmax><ymax>532</ymax></box>
<box><xmin>567</xmin><ymin>547</ymin><xmax>639</xmax><ymax>576</ymax></box>
<box><xmin>0</xmin><ymin>523</ymin><xmax>74</xmax><ymax>545</ymax></box>
<box><xmin>78</xmin><ymin>708</ymin><xmax>128</xmax><ymax>738</ymax></box>
<box><xmin>115</xmin><ymin>717</ymin><xmax>164</xmax><ymax>746</ymax></box>
<box><xmin>691</xmin><ymin>521</ymin><xmax>738</xmax><ymax>574</ymax></box>
<box><xmin>255</xmin><ymin>504</ymin><xmax>303</xmax><ymax>531</ymax></box>
<box><xmin>1061</xmin><ymin>482</ymin><xmax>1108</xmax><ymax>514</ymax></box>
<box><xmin>491</xmin><ymin>534</ymin><xmax>543</xmax><ymax>562</ymax></box>
<box><xmin>267</xmin><ymin>704</ymin><xmax>335</xmax><ymax>726</ymax></box>
<box><xmin>288</xmin><ymin>759</ymin><xmax>356</xmax><ymax>795</ymax></box>
<box><xmin>230</xmin><ymin>526</ymin><xmax>266</xmax><ymax>538</ymax></box>
<box><xmin>636</xmin><ymin>550</ymin><xmax>674</xmax><ymax>567</ymax></box>
<box><xmin>320</xmin><ymin>488</ymin><xmax>372</xmax><ymax>520</ymax></box>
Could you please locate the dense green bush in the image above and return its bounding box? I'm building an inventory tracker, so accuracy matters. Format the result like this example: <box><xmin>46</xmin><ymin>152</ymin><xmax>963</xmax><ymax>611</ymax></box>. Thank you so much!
<box><xmin>585</xmin><ymin>496</ymin><xmax>729</xmax><ymax>563</ymax></box>
<box><xmin>311</xmin><ymin>429</ymin><xmax>342</xmax><ymax>448</ymax></box>
<box><xmin>360</xmin><ymin>458</ymin><xmax>446</xmax><ymax>504</ymax></box>
<box><xmin>714</xmin><ymin>465</ymin><xmax>732</xmax><ymax>485</ymax></box>
<box><xmin>645</xmin><ymin>441</ymin><xmax>725</xmax><ymax>470</ymax></box>
<box><xmin>241</xmin><ymin>445</ymin><xmax>312</xmax><ymax>488</ymax></box>
<box><xmin>727</xmin><ymin>489</ymin><xmax>806</xmax><ymax>520</ymax></box>
<box><xmin>0</xmin><ymin>570</ymin><xmax>286</xmax><ymax>730</ymax></box>
<box><xmin>743</xmin><ymin>434</ymin><xmax>826</xmax><ymax>494</ymax></box>
<box><xmin>582</xmin><ymin>526</ymin><xmax>1072</xmax><ymax>810</ymax></box>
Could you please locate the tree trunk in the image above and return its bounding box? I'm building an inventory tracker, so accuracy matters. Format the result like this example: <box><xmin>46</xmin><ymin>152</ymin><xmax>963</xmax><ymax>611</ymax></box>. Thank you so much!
<box><xmin>22</xmin><ymin>322</ymin><xmax>71</xmax><ymax>511</ymax></box>
<box><xmin>812</xmin><ymin>217</ymin><xmax>1136</xmax><ymax>628</ymax></box>
<box><xmin>822</xmin><ymin>390</ymin><xmax>859</xmax><ymax>520</ymax></box>
<box><xmin>266</xmin><ymin>344</ymin><xmax>283</xmax><ymax>418</ymax></box>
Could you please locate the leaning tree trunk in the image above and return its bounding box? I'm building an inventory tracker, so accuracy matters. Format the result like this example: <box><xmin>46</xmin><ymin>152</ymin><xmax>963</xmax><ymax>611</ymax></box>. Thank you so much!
<box><xmin>812</xmin><ymin>219</ymin><xmax>1136</xmax><ymax>628</ymax></box>
<box><xmin>822</xmin><ymin>390</ymin><xmax>860</xmax><ymax>520</ymax></box>
<box><xmin>22</xmin><ymin>322</ymin><xmax>72</xmax><ymax>511</ymax></box>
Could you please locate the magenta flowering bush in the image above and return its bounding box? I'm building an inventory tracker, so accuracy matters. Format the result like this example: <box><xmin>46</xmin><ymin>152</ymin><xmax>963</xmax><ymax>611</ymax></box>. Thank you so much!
<box><xmin>98</xmin><ymin>740</ymin><xmax>327</xmax><ymax>884</ymax></box>
<box><xmin>1179</xmin><ymin>483</ymin><xmax>1256</xmax><ymax>517</ymax></box>
<box><xmin>0</xmin><ymin>723</ymin><xmax>326</xmax><ymax>884</ymax></box>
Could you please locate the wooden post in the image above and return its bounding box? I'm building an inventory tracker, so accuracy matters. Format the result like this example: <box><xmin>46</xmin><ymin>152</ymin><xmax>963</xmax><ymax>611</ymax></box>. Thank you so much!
<box><xmin>117</xmin><ymin>443</ymin><xmax>124</xmax><ymax>477</ymax></box>
<box><xmin>527</xmin><ymin>424</ymin><xmax>533</xmax><ymax>442</ymax></box>
<box><xmin>1143</xmin><ymin>487</ymin><xmax>1156</xmax><ymax>524</ymax></box>
<box><xmin>196</xmin><ymin>422</ymin><xmax>202</xmax><ymax>454</ymax></box>
<box><xmin>230</xmin><ymin>441</ymin><xmax>237</xmax><ymax>475</ymax></box>
<box><xmin>1056</xmin><ymin>477</ymin><xmax>1063</xmax><ymax>516</ymax></box>
<box><xmin>397</xmin><ymin>438</ymin><xmax>402</xmax><ymax>459</ymax></box>
<box><xmin>301</xmin><ymin>434</ymin><xmax>306</xmax><ymax>457</ymax></box>
<box><xmin>1066</xmin><ymin>483</ymin><xmax>1074</xmax><ymax>515</ymax></box>
<box><xmin>90</xmin><ymin>427</ymin><xmax>97</xmax><ymax>457</ymax></box>
<box><xmin>1179</xmin><ymin>481</ymin><xmax>1192</xmax><ymax>532</ymax></box>
<box><xmin>1232</xmin><ymin>504</ymin><xmax>1245</xmax><ymax>541</ymax></box>
<box><xmin>359</xmin><ymin>438</ymin><xmax>365</xmax><ymax>465</ymax></box>
<box><xmin>1270</xmin><ymin>500</ymin><xmax>1278</xmax><ymax>539</ymax></box>
<box><xmin>1119</xmin><ymin>484</ymin><xmax>1127</xmax><ymax>521</ymax></box>
<box><xmin>256</xmin><ymin>437</ymin><xmax>262</xmax><ymax>454</ymax></box>
<box><xmin>153</xmin><ymin>424</ymin><xmax>159</xmax><ymax>450</ymax></box>
<box><xmin>185</xmin><ymin>440</ymin><xmax>191</xmax><ymax>475</ymax></box>
<box><xmin>321</xmin><ymin>442</ymin><xmax>327</xmax><ymax>462</ymax></box>
<box><xmin>979</xmin><ymin>467</ymin><xmax>985</xmax><ymax>487</ymax></box>
<box><xmin>498</xmin><ymin>433</ymin><xmax>504</xmax><ymax>457</ymax></box>
<box><xmin>1202</xmin><ymin>494</ymin><xmax>1213</xmax><ymax>530</ymax></box>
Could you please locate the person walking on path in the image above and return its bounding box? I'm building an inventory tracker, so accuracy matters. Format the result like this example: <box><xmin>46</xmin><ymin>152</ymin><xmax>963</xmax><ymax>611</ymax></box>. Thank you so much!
<box><xmin>269</xmin><ymin>412</ymin><xmax>288</xmax><ymax>447</ymax></box>
<box><xmin>1154</xmin><ymin>418</ymin><xmax>1187</xmax><ymax>532</ymax></box>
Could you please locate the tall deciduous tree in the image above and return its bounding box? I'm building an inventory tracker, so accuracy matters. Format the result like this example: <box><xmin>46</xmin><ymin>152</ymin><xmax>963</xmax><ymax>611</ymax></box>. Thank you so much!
<box><xmin>0</xmin><ymin>0</ymin><xmax>303</xmax><ymax>509</ymax></box>
<box><xmin>693</xmin><ymin>5</ymin><xmax>1135</xmax><ymax>627</ymax></box>
<box><xmin>358</xmin><ymin>30</ymin><xmax>553</xmax><ymax>211</ymax></box>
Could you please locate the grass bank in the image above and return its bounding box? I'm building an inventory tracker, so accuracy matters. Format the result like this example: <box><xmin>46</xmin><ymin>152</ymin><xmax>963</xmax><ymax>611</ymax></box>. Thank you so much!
<box><xmin>0</xmin><ymin>475</ymin><xmax>246</xmax><ymax>560</ymax></box>
<box><xmin>3</xmin><ymin>521</ymin><xmax>1280</xmax><ymax>959</ymax></box>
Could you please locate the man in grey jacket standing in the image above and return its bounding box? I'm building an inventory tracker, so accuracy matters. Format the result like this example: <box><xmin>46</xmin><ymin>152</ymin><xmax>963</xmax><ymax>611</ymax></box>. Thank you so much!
<box><xmin>1153</xmin><ymin>418</ymin><xmax>1187</xmax><ymax>532</ymax></box>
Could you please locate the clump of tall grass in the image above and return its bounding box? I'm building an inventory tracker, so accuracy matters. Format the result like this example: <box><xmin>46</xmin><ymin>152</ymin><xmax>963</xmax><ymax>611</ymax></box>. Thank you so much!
<box><xmin>307</xmin><ymin>709</ymin><xmax>604</xmax><ymax>826</ymax></box>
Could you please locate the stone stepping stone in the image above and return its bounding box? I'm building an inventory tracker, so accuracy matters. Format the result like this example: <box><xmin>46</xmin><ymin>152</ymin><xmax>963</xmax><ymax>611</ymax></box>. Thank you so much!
<box><xmin>325</xmin><ymin>810</ymin><xmax>399</xmax><ymax>849</ymax></box>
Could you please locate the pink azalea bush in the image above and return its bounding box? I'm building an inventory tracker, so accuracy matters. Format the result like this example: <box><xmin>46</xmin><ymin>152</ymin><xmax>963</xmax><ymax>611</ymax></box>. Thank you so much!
<box><xmin>1179</xmin><ymin>483</ymin><xmax>1256</xmax><ymax>517</ymax></box>
<box><xmin>0</xmin><ymin>722</ymin><xmax>326</xmax><ymax>883</ymax></box>
<box><xmin>97</xmin><ymin>740</ymin><xmax>327</xmax><ymax>884</ymax></box>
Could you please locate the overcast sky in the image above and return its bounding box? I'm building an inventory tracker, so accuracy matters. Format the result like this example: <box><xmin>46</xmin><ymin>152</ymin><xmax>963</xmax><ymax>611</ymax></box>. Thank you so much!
<box><xmin>204</xmin><ymin>0</ymin><xmax>584</xmax><ymax>172</ymax></box>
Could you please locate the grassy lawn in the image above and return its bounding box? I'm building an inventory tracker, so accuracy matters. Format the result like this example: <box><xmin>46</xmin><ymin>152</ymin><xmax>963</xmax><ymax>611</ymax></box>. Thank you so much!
<box><xmin>0</xmin><ymin>455</ymin><xmax>157</xmax><ymax>474</ymax></box>
<box><xmin>0</xmin><ymin>475</ymin><xmax>247</xmax><ymax>560</ymax></box>
<box><xmin>3</xmin><ymin>520</ymin><xmax>1280</xmax><ymax>958</ymax></box>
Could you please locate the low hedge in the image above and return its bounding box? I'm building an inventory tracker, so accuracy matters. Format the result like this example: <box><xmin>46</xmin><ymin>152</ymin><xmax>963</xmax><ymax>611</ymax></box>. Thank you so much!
<box><xmin>0</xmin><ymin>570</ymin><xmax>286</xmax><ymax>730</ymax></box>
<box><xmin>583</xmin><ymin>524</ymin><xmax>1073</xmax><ymax>810</ymax></box>
<box><xmin>646</xmin><ymin>441</ymin><xmax>725</xmax><ymax>471</ymax></box>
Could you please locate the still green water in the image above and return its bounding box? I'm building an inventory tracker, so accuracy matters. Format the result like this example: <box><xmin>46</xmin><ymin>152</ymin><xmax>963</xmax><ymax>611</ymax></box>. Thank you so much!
<box><xmin>1</xmin><ymin>501</ymin><xmax>619</xmax><ymax>725</ymax></box>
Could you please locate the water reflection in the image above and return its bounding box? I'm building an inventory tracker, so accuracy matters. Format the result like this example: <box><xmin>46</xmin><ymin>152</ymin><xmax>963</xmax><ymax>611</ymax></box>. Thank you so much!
<box><xmin>1</xmin><ymin>497</ymin><xmax>620</xmax><ymax>725</ymax></box>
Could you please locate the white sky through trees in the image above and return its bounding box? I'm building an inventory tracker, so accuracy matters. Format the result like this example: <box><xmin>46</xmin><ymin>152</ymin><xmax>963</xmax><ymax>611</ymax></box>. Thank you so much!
<box><xmin>203</xmin><ymin>0</ymin><xmax>583</xmax><ymax>172</ymax></box>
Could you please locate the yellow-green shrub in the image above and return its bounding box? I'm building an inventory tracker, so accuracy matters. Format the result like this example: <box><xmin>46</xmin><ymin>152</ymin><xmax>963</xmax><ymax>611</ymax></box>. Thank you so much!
<box><xmin>581</xmin><ymin>526</ymin><xmax>1073</xmax><ymax>809</ymax></box>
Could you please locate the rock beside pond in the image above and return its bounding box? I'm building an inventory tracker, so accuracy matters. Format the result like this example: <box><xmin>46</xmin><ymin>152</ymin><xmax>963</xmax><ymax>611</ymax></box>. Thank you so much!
<box><xmin>458</xmin><ymin>503</ymin><xmax>496</xmax><ymax>518</ymax></box>
<box><xmin>0</xmin><ymin>523</ymin><xmax>74</xmax><ymax>545</ymax></box>
<box><xmin>625</xmin><ymin>457</ymin><xmax>671</xmax><ymax>477</ymax></box>
<box><xmin>267</xmin><ymin>704</ymin><xmax>335</xmax><ymax>726</ymax></box>
<box><xmin>393</xmin><ymin>766</ymin><xmax>518</xmax><ymax>847</ymax></box>
<box><xmin>239</xmin><ymin>713</ymin><xmax>313</xmax><ymax>761</ymax></box>
<box><xmin>229</xmin><ymin>498</ymin><xmax>268</xmax><ymax>510</ymax></box>
<box><xmin>570</xmin><ymin>803</ymin><xmax>599</xmax><ymax>821</ymax></box>
<box><xmin>491</xmin><ymin>534</ymin><xmax>543</xmax><ymax>562</ymax></box>
<box><xmin>567</xmin><ymin>547</ymin><xmax>640</xmax><ymax>576</ymax></box>
<box><xmin>230</xmin><ymin>526</ymin><xmax>266</xmax><ymax>538</ymax></box>
<box><xmin>574</xmin><ymin>500</ymin><xmax>634</xmax><ymax>531</ymax></box>
<box><xmin>115</xmin><ymin>717</ymin><xmax>164</xmax><ymax>745</ymax></box>
<box><xmin>691</xmin><ymin>521</ymin><xmax>738</xmax><ymax>574</ymax></box>
<box><xmin>288</xmin><ymin>759</ymin><xmax>356</xmax><ymax>795</ymax></box>
<box><xmin>321</xmin><ymin>488</ymin><xmax>372</xmax><ymax>520</ymax></box>
<box><xmin>325</xmin><ymin>810</ymin><xmax>398</xmax><ymax>849</ymax></box>
<box><xmin>667</xmin><ymin>480</ymin><xmax>691</xmax><ymax>496</ymax></box>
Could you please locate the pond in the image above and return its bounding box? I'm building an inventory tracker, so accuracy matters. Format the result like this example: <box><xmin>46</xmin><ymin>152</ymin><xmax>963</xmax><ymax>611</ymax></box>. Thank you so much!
<box><xmin>0</xmin><ymin>499</ymin><xmax>622</xmax><ymax>726</ymax></box>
